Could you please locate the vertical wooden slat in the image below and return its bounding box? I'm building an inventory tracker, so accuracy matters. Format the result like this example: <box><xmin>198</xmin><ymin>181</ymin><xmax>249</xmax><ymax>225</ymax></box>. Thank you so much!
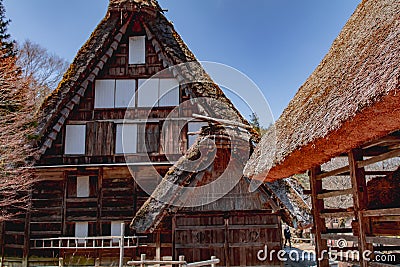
<box><xmin>348</xmin><ymin>149</ymin><xmax>372</xmax><ymax>267</ymax></box>
<box><xmin>172</xmin><ymin>216</ymin><xmax>176</xmax><ymax>261</ymax></box>
<box><xmin>156</xmin><ymin>232</ymin><xmax>161</xmax><ymax>261</ymax></box>
<box><xmin>62</xmin><ymin>174</ymin><xmax>68</xmax><ymax>236</ymax></box>
<box><xmin>86</xmin><ymin>122</ymin><xmax>115</xmax><ymax>156</ymax></box>
<box><xmin>137</xmin><ymin>124</ymin><xmax>146</xmax><ymax>153</ymax></box>
<box><xmin>224</xmin><ymin>218</ymin><xmax>230</xmax><ymax>267</ymax></box>
<box><xmin>23</xmin><ymin>195</ymin><xmax>32</xmax><ymax>267</ymax></box>
<box><xmin>146</xmin><ymin>124</ymin><xmax>160</xmax><ymax>153</ymax></box>
<box><xmin>97</xmin><ymin>168</ymin><xmax>103</xmax><ymax>237</ymax></box>
<box><xmin>310</xmin><ymin>166</ymin><xmax>329</xmax><ymax>267</ymax></box>
<box><xmin>0</xmin><ymin>222</ymin><xmax>4</xmax><ymax>267</ymax></box>
<box><xmin>67</xmin><ymin>176</ymin><xmax>77</xmax><ymax>198</ymax></box>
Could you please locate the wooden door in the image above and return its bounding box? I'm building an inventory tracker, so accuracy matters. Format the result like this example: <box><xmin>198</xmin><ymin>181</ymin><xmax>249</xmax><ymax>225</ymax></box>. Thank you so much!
<box><xmin>174</xmin><ymin>211</ymin><xmax>282</xmax><ymax>266</ymax></box>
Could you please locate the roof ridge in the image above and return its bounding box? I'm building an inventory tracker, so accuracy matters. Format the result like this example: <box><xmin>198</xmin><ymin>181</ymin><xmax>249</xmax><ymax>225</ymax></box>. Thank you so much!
<box><xmin>108</xmin><ymin>0</ymin><xmax>162</xmax><ymax>11</ymax></box>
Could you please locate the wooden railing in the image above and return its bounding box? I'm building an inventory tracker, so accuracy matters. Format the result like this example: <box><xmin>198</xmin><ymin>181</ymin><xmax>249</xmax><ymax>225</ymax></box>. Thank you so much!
<box><xmin>31</xmin><ymin>235</ymin><xmax>146</xmax><ymax>249</ymax></box>
<box><xmin>128</xmin><ymin>254</ymin><xmax>220</xmax><ymax>267</ymax></box>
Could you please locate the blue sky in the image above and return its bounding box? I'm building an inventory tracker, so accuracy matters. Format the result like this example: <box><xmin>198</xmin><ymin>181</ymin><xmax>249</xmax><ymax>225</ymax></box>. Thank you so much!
<box><xmin>4</xmin><ymin>0</ymin><xmax>360</xmax><ymax>125</ymax></box>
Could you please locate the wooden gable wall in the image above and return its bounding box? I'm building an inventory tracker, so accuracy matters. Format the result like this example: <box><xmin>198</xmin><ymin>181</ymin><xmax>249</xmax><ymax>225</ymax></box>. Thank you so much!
<box><xmin>38</xmin><ymin>19</ymin><xmax>199</xmax><ymax>166</ymax></box>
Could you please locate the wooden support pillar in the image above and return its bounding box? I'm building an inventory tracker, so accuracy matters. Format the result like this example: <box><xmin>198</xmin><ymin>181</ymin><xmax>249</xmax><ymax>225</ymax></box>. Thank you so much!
<box><xmin>310</xmin><ymin>166</ymin><xmax>329</xmax><ymax>267</ymax></box>
<box><xmin>23</xmin><ymin>191</ymin><xmax>32</xmax><ymax>267</ymax></box>
<box><xmin>172</xmin><ymin>216</ymin><xmax>176</xmax><ymax>261</ymax></box>
<box><xmin>0</xmin><ymin>222</ymin><xmax>4</xmax><ymax>267</ymax></box>
<box><xmin>348</xmin><ymin>149</ymin><xmax>373</xmax><ymax>267</ymax></box>
<box><xmin>155</xmin><ymin>232</ymin><xmax>161</xmax><ymax>261</ymax></box>
<box><xmin>224</xmin><ymin>218</ymin><xmax>231</xmax><ymax>267</ymax></box>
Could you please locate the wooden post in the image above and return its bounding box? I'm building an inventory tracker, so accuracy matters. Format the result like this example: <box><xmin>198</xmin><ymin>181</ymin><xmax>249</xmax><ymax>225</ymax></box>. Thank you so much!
<box><xmin>140</xmin><ymin>254</ymin><xmax>146</xmax><ymax>267</ymax></box>
<box><xmin>348</xmin><ymin>149</ymin><xmax>372</xmax><ymax>267</ymax></box>
<box><xmin>211</xmin><ymin>256</ymin><xmax>217</xmax><ymax>267</ymax></box>
<box><xmin>23</xmin><ymin>195</ymin><xmax>32</xmax><ymax>267</ymax></box>
<box><xmin>310</xmin><ymin>166</ymin><xmax>329</xmax><ymax>267</ymax></box>
<box><xmin>224</xmin><ymin>218</ymin><xmax>230</xmax><ymax>267</ymax></box>
<box><xmin>156</xmin><ymin>232</ymin><xmax>161</xmax><ymax>261</ymax></box>
<box><xmin>155</xmin><ymin>232</ymin><xmax>161</xmax><ymax>267</ymax></box>
<box><xmin>172</xmin><ymin>216</ymin><xmax>176</xmax><ymax>261</ymax></box>
<box><xmin>0</xmin><ymin>222</ymin><xmax>5</xmax><ymax>267</ymax></box>
<box><xmin>178</xmin><ymin>255</ymin><xmax>185</xmax><ymax>267</ymax></box>
<box><xmin>119</xmin><ymin>223</ymin><xmax>125</xmax><ymax>267</ymax></box>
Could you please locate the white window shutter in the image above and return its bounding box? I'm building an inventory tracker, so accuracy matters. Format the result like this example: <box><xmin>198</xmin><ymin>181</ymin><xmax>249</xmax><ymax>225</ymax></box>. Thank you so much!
<box><xmin>75</xmin><ymin>222</ymin><xmax>88</xmax><ymax>237</ymax></box>
<box><xmin>94</xmin><ymin>80</ymin><xmax>115</xmax><ymax>108</ymax></box>
<box><xmin>138</xmin><ymin>79</ymin><xmax>159</xmax><ymax>107</ymax></box>
<box><xmin>65</xmin><ymin>125</ymin><xmax>86</xmax><ymax>155</ymax></box>
<box><xmin>75</xmin><ymin>221</ymin><xmax>88</xmax><ymax>244</ymax></box>
<box><xmin>115</xmin><ymin>80</ymin><xmax>136</xmax><ymax>108</ymax></box>
<box><xmin>76</xmin><ymin>176</ymin><xmax>90</xmax><ymax>198</ymax></box>
<box><xmin>116</xmin><ymin>124</ymin><xmax>138</xmax><ymax>154</ymax></box>
<box><xmin>129</xmin><ymin>36</ymin><xmax>146</xmax><ymax>64</ymax></box>
<box><xmin>159</xmin><ymin>78</ymin><xmax>180</xmax><ymax>107</ymax></box>
<box><xmin>188</xmin><ymin>122</ymin><xmax>208</xmax><ymax>147</ymax></box>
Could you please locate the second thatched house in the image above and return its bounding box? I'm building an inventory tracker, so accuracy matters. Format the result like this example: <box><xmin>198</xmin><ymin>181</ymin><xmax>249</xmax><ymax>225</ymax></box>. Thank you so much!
<box><xmin>245</xmin><ymin>0</ymin><xmax>400</xmax><ymax>266</ymax></box>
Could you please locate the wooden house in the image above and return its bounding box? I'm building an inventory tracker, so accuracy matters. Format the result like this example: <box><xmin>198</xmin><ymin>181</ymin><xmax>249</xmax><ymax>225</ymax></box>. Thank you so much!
<box><xmin>0</xmin><ymin>0</ymin><xmax>310</xmax><ymax>266</ymax></box>
<box><xmin>245</xmin><ymin>0</ymin><xmax>400</xmax><ymax>266</ymax></box>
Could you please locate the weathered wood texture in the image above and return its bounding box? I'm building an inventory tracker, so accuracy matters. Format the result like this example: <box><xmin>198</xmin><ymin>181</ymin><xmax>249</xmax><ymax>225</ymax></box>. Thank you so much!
<box><xmin>367</xmin><ymin>167</ymin><xmax>400</xmax><ymax>209</ymax></box>
<box><xmin>174</xmin><ymin>212</ymin><xmax>282</xmax><ymax>267</ymax></box>
<box><xmin>309</xmin><ymin>166</ymin><xmax>329</xmax><ymax>267</ymax></box>
<box><xmin>37</xmin><ymin>16</ymin><xmax>200</xmax><ymax>167</ymax></box>
<box><xmin>348</xmin><ymin>149</ymin><xmax>372</xmax><ymax>267</ymax></box>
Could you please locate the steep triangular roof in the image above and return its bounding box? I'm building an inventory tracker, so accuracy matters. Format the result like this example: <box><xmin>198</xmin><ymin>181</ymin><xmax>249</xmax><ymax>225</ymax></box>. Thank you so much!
<box><xmin>244</xmin><ymin>0</ymin><xmax>400</xmax><ymax>181</ymax></box>
<box><xmin>34</xmin><ymin>0</ymin><xmax>311</xmax><ymax>231</ymax></box>
<box><xmin>35</xmin><ymin>0</ymin><xmax>256</xmax><ymax>158</ymax></box>
<box><xmin>131</xmin><ymin>125</ymin><xmax>312</xmax><ymax>233</ymax></box>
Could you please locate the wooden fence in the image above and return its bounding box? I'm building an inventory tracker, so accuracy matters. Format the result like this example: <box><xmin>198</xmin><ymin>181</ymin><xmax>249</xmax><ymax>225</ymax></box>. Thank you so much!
<box><xmin>128</xmin><ymin>254</ymin><xmax>220</xmax><ymax>267</ymax></box>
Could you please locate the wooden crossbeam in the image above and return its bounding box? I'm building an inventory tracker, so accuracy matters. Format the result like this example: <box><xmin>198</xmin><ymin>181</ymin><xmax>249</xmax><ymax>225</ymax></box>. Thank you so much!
<box><xmin>192</xmin><ymin>114</ymin><xmax>253</xmax><ymax>130</ymax></box>
<box><xmin>362</xmin><ymin>208</ymin><xmax>400</xmax><ymax>217</ymax></box>
<box><xmin>317</xmin><ymin>188</ymin><xmax>353</xmax><ymax>199</ymax></box>
<box><xmin>357</xmin><ymin>148</ymin><xmax>400</xmax><ymax>168</ymax></box>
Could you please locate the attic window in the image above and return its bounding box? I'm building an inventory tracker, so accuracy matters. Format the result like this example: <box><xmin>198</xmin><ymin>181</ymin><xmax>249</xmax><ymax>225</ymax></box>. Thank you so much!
<box><xmin>64</xmin><ymin>125</ymin><xmax>86</xmax><ymax>155</ymax></box>
<box><xmin>94</xmin><ymin>79</ymin><xmax>136</xmax><ymax>109</ymax></box>
<box><xmin>138</xmin><ymin>78</ymin><xmax>180</xmax><ymax>107</ymax></box>
<box><xmin>129</xmin><ymin>36</ymin><xmax>146</xmax><ymax>64</ymax></box>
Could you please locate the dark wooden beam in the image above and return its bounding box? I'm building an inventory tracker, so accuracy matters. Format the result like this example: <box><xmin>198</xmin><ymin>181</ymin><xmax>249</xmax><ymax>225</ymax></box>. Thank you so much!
<box><xmin>357</xmin><ymin>148</ymin><xmax>400</xmax><ymax>168</ymax></box>
<box><xmin>23</xmin><ymin>200</ymin><xmax>32</xmax><ymax>267</ymax></box>
<box><xmin>0</xmin><ymin>222</ymin><xmax>4</xmax><ymax>267</ymax></box>
<box><xmin>310</xmin><ymin>166</ymin><xmax>329</xmax><ymax>267</ymax></box>
<box><xmin>348</xmin><ymin>149</ymin><xmax>372</xmax><ymax>267</ymax></box>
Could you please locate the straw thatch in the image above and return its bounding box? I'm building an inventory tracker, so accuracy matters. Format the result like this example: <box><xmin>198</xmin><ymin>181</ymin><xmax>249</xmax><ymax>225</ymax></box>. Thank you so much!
<box><xmin>244</xmin><ymin>0</ymin><xmax>400</xmax><ymax>182</ymax></box>
<box><xmin>131</xmin><ymin>125</ymin><xmax>312</xmax><ymax>233</ymax></box>
<box><xmin>34</xmin><ymin>0</ymin><xmax>311</xmax><ymax>231</ymax></box>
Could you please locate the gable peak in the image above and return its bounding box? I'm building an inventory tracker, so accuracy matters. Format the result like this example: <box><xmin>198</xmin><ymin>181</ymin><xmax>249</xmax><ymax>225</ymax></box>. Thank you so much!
<box><xmin>108</xmin><ymin>0</ymin><xmax>162</xmax><ymax>11</ymax></box>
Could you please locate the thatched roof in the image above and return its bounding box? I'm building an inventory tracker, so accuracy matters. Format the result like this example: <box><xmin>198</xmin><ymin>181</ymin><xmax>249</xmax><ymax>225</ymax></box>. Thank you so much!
<box><xmin>35</xmin><ymin>0</ymin><xmax>256</xmax><ymax>158</ymax></box>
<box><xmin>131</xmin><ymin>125</ymin><xmax>312</xmax><ymax>233</ymax></box>
<box><xmin>108</xmin><ymin>0</ymin><xmax>162</xmax><ymax>10</ymax></box>
<box><xmin>244</xmin><ymin>0</ymin><xmax>400</xmax><ymax>182</ymax></box>
<box><xmin>34</xmin><ymin>0</ymin><xmax>311</xmax><ymax>230</ymax></box>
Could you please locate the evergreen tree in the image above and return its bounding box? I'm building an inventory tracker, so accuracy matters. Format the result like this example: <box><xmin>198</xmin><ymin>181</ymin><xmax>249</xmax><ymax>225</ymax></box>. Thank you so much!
<box><xmin>0</xmin><ymin>0</ymin><xmax>15</xmax><ymax>58</ymax></box>
<box><xmin>249</xmin><ymin>112</ymin><xmax>268</xmax><ymax>136</ymax></box>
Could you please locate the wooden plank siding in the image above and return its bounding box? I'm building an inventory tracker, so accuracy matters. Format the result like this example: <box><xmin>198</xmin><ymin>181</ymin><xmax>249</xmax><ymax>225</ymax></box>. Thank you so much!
<box><xmin>174</xmin><ymin>212</ymin><xmax>282</xmax><ymax>267</ymax></box>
